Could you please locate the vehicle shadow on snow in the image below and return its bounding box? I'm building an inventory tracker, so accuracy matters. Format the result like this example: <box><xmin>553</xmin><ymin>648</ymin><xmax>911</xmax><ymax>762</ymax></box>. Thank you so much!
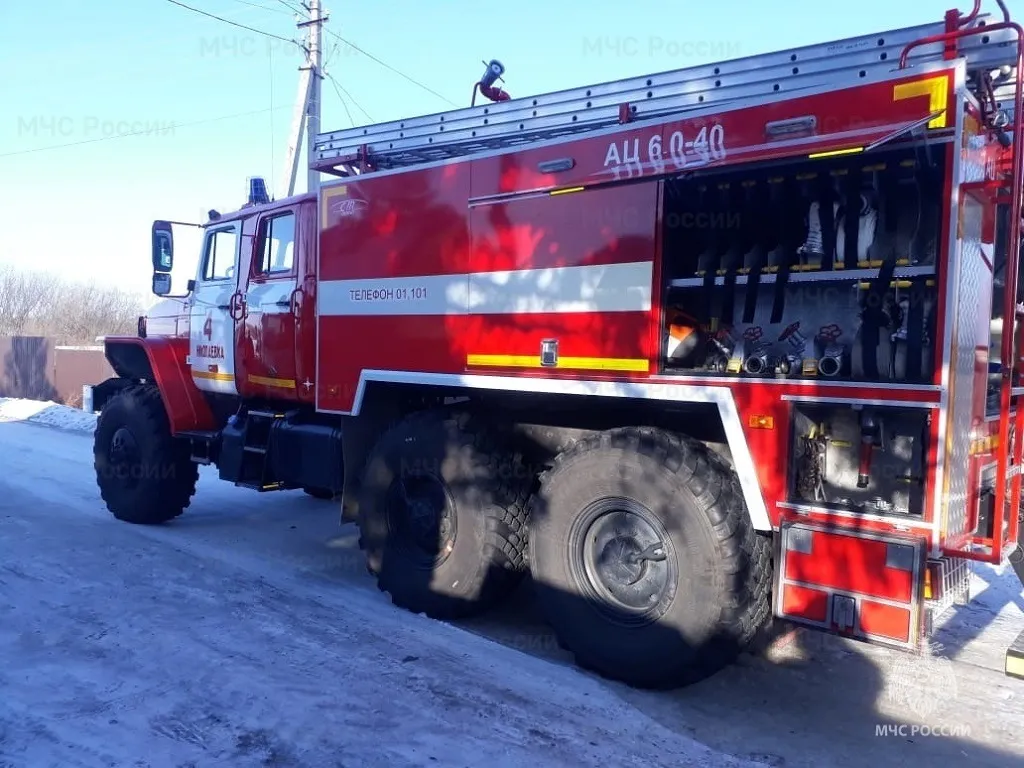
<box><xmin>146</xmin><ymin>449</ymin><xmax>1023</xmax><ymax>766</ymax></box>
<box><xmin>345</xmin><ymin>420</ymin><xmax>1024</xmax><ymax>768</ymax></box>
<box><xmin>459</xmin><ymin>570</ymin><xmax>1024</xmax><ymax>768</ymax></box>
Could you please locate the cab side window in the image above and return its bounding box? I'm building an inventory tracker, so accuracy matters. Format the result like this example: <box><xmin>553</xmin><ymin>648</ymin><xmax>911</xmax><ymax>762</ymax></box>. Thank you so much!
<box><xmin>257</xmin><ymin>212</ymin><xmax>296</xmax><ymax>275</ymax></box>
<box><xmin>202</xmin><ymin>227</ymin><xmax>238</xmax><ymax>281</ymax></box>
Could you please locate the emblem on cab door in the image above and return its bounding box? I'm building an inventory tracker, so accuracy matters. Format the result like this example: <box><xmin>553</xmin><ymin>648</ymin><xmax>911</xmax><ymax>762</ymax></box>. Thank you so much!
<box><xmin>330</xmin><ymin>198</ymin><xmax>368</xmax><ymax>218</ymax></box>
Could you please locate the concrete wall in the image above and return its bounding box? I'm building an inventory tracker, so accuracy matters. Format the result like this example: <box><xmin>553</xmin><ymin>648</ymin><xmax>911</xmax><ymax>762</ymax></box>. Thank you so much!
<box><xmin>0</xmin><ymin>336</ymin><xmax>113</xmax><ymax>405</ymax></box>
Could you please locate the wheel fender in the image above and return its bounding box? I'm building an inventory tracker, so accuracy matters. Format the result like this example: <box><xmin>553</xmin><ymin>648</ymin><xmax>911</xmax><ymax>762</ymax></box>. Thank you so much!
<box><xmin>102</xmin><ymin>335</ymin><xmax>217</xmax><ymax>434</ymax></box>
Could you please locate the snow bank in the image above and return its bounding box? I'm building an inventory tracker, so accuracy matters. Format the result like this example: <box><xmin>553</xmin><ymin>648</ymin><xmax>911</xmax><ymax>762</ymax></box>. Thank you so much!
<box><xmin>0</xmin><ymin>397</ymin><xmax>97</xmax><ymax>433</ymax></box>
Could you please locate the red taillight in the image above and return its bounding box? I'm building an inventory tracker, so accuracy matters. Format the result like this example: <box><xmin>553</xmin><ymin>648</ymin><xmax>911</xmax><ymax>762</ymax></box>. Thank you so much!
<box><xmin>138</xmin><ymin>315</ymin><xmax>146</xmax><ymax>338</ymax></box>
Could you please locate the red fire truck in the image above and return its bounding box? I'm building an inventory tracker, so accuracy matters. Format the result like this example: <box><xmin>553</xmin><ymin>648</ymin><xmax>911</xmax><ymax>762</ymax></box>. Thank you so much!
<box><xmin>90</xmin><ymin>1</ymin><xmax>1024</xmax><ymax>688</ymax></box>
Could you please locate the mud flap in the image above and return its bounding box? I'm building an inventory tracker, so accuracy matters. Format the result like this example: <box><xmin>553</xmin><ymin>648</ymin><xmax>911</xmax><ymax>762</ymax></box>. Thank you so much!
<box><xmin>773</xmin><ymin>518</ymin><xmax>927</xmax><ymax>650</ymax></box>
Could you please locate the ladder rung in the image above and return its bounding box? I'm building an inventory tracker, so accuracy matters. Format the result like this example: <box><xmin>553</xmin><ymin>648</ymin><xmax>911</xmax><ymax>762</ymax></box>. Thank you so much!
<box><xmin>313</xmin><ymin>16</ymin><xmax>1020</xmax><ymax>172</ymax></box>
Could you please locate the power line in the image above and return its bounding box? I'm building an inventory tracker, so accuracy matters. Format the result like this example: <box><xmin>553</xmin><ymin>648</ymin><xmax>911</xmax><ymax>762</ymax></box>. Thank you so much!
<box><xmin>170</xmin><ymin>1</ymin><xmax>458</xmax><ymax>111</ymax></box>
<box><xmin>336</xmin><ymin>78</ymin><xmax>373</xmax><ymax>123</ymax></box>
<box><xmin>0</xmin><ymin>105</ymin><xmax>293</xmax><ymax>158</ymax></box>
<box><xmin>271</xmin><ymin>0</ymin><xmax>304</xmax><ymax>13</ymax></box>
<box><xmin>324</xmin><ymin>29</ymin><xmax>459</xmax><ymax>107</ymax></box>
<box><xmin>224</xmin><ymin>0</ymin><xmax>295</xmax><ymax>15</ymax></box>
<box><xmin>334</xmin><ymin>76</ymin><xmax>373</xmax><ymax>123</ymax></box>
<box><xmin>325</xmin><ymin>71</ymin><xmax>374</xmax><ymax>125</ymax></box>
<box><xmin>164</xmin><ymin>0</ymin><xmax>298</xmax><ymax>47</ymax></box>
<box><xmin>326</xmin><ymin>74</ymin><xmax>355</xmax><ymax>127</ymax></box>
<box><xmin>323</xmin><ymin>69</ymin><xmax>372</xmax><ymax>122</ymax></box>
<box><xmin>323</xmin><ymin>37</ymin><xmax>340</xmax><ymax>68</ymax></box>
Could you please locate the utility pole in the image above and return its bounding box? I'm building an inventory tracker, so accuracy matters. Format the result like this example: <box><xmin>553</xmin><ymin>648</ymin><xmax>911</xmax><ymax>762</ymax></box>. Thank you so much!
<box><xmin>279</xmin><ymin>0</ymin><xmax>326</xmax><ymax>200</ymax></box>
<box><xmin>305</xmin><ymin>0</ymin><xmax>323</xmax><ymax>196</ymax></box>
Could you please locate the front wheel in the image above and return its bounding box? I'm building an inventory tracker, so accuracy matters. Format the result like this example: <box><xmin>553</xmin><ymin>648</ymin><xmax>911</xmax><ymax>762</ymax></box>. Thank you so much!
<box><xmin>93</xmin><ymin>384</ymin><xmax>198</xmax><ymax>524</ymax></box>
<box><xmin>528</xmin><ymin>426</ymin><xmax>771</xmax><ymax>689</ymax></box>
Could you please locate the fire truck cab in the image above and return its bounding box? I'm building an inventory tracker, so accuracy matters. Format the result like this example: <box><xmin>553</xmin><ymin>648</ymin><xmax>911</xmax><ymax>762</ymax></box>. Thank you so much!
<box><xmin>90</xmin><ymin>2</ymin><xmax>1024</xmax><ymax>689</ymax></box>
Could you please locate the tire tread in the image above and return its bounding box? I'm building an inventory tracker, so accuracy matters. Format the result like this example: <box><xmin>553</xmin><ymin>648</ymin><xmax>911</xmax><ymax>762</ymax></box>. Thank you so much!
<box><xmin>93</xmin><ymin>384</ymin><xmax>198</xmax><ymax>525</ymax></box>
<box><xmin>530</xmin><ymin>425</ymin><xmax>772</xmax><ymax>687</ymax></box>
<box><xmin>357</xmin><ymin>408</ymin><xmax>532</xmax><ymax>618</ymax></box>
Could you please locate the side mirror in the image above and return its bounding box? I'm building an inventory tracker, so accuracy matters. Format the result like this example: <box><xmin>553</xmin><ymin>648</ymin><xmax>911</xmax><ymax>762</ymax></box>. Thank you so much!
<box><xmin>152</xmin><ymin>220</ymin><xmax>174</xmax><ymax>273</ymax></box>
<box><xmin>152</xmin><ymin>272</ymin><xmax>172</xmax><ymax>296</ymax></box>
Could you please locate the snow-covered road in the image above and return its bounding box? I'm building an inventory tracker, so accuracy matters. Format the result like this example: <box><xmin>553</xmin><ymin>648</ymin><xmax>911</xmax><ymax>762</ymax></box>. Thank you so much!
<box><xmin>2</xmin><ymin>398</ymin><xmax>1024</xmax><ymax>767</ymax></box>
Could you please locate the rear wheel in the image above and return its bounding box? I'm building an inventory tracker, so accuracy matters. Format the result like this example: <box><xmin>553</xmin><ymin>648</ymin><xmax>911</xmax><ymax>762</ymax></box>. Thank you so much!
<box><xmin>93</xmin><ymin>384</ymin><xmax>198</xmax><ymax>525</ymax></box>
<box><xmin>356</xmin><ymin>409</ymin><xmax>531</xmax><ymax>619</ymax></box>
<box><xmin>528</xmin><ymin>426</ymin><xmax>771</xmax><ymax>689</ymax></box>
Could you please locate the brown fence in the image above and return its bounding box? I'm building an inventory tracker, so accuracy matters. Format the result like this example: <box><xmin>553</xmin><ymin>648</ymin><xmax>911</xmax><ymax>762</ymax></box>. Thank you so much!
<box><xmin>0</xmin><ymin>336</ymin><xmax>113</xmax><ymax>406</ymax></box>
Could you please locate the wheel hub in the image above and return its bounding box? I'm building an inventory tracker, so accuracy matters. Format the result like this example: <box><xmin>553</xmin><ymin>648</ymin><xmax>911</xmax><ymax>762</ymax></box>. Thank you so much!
<box><xmin>596</xmin><ymin>537</ymin><xmax>666</xmax><ymax>586</ymax></box>
<box><xmin>572</xmin><ymin>498</ymin><xmax>676</xmax><ymax>624</ymax></box>
<box><xmin>597</xmin><ymin>537</ymin><xmax>644</xmax><ymax>585</ymax></box>
<box><xmin>388</xmin><ymin>472</ymin><xmax>457</xmax><ymax>565</ymax></box>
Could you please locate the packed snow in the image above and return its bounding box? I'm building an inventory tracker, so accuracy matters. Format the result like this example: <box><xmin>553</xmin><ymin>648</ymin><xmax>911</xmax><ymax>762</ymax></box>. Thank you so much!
<box><xmin>0</xmin><ymin>396</ymin><xmax>98</xmax><ymax>432</ymax></box>
<box><xmin>1</xmin><ymin>398</ymin><xmax>1023</xmax><ymax>767</ymax></box>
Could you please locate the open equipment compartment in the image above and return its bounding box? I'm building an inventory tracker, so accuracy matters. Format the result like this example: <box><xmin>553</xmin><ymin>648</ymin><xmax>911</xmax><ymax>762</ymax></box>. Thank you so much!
<box><xmin>659</xmin><ymin>143</ymin><xmax>948</xmax><ymax>385</ymax></box>
<box><xmin>786</xmin><ymin>401</ymin><xmax>930</xmax><ymax>518</ymax></box>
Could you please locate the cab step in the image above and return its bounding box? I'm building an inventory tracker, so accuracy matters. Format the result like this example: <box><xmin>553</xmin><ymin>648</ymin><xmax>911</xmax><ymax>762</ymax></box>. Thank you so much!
<box><xmin>235</xmin><ymin>480</ymin><xmax>286</xmax><ymax>492</ymax></box>
<box><xmin>217</xmin><ymin>411</ymin><xmax>282</xmax><ymax>489</ymax></box>
<box><xmin>177</xmin><ymin>429</ymin><xmax>221</xmax><ymax>465</ymax></box>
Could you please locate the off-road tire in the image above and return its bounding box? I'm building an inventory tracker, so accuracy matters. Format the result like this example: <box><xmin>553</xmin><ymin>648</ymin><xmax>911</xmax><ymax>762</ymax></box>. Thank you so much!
<box><xmin>357</xmin><ymin>409</ymin><xmax>531</xmax><ymax>619</ymax></box>
<box><xmin>528</xmin><ymin>426</ymin><xmax>772</xmax><ymax>689</ymax></box>
<box><xmin>93</xmin><ymin>384</ymin><xmax>198</xmax><ymax>525</ymax></box>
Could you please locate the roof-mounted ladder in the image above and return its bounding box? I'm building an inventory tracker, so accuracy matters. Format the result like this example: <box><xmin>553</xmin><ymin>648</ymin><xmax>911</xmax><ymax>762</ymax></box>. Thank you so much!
<box><xmin>312</xmin><ymin>12</ymin><xmax>1020</xmax><ymax>174</ymax></box>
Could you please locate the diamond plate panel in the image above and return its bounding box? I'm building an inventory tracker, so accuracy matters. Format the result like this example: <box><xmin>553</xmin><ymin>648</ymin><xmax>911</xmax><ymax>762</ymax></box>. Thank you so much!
<box><xmin>942</xmin><ymin>193</ymin><xmax>990</xmax><ymax>539</ymax></box>
<box><xmin>960</xmin><ymin>132</ymin><xmax>988</xmax><ymax>183</ymax></box>
<box><xmin>924</xmin><ymin>556</ymin><xmax>972</xmax><ymax>630</ymax></box>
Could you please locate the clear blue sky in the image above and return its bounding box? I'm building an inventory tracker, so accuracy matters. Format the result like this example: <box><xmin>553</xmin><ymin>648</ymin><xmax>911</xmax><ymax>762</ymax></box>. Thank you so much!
<box><xmin>0</xmin><ymin>0</ymin><xmax>1009</xmax><ymax>300</ymax></box>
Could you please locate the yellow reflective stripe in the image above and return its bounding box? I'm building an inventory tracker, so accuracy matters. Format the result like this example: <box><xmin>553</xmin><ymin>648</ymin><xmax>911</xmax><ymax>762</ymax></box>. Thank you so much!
<box><xmin>893</xmin><ymin>75</ymin><xmax>949</xmax><ymax>129</ymax></box>
<box><xmin>809</xmin><ymin>147</ymin><xmax>864</xmax><ymax>159</ymax></box>
<box><xmin>192</xmin><ymin>370</ymin><xmax>234</xmax><ymax>382</ymax></box>
<box><xmin>248</xmin><ymin>374</ymin><xmax>296</xmax><ymax>389</ymax></box>
<box><xmin>467</xmin><ymin>354</ymin><xmax>648</xmax><ymax>372</ymax></box>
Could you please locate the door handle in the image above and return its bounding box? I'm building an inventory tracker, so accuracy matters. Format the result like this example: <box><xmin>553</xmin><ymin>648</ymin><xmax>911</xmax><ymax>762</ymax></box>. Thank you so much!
<box><xmin>228</xmin><ymin>292</ymin><xmax>246</xmax><ymax>320</ymax></box>
<box><xmin>289</xmin><ymin>287</ymin><xmax>302</xmax><ymax>315</ymax></box>
<box><xmin>538</xmin><ymin>157</ymin><xmax>575</xmax><ymax>173</ymax></box>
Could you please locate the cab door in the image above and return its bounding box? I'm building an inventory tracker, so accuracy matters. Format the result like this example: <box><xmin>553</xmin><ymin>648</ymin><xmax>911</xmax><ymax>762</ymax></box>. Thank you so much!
<box><xmin>189</xmin><ymin>221</ymin><xmax>242</xmax><ymax>395</ymax></box>
<box><xmin>238</xmin><ymin>207</ymin><xmax>300</xmax><ymax>398</ymax></box>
